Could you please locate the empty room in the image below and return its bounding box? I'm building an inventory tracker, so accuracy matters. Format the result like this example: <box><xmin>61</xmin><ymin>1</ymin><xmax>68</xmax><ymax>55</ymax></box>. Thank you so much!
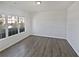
<box><xmin>0</xmin><ymin>1</ymin><xmax>79</xmax><ymax>57</ymax></box>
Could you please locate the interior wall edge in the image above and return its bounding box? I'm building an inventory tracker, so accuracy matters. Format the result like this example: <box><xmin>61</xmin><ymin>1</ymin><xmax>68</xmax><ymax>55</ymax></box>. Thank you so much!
<box><xmin>66</xmin><ymin>1</ymin><xmax>79</xmax><ymax>56</ymax></box>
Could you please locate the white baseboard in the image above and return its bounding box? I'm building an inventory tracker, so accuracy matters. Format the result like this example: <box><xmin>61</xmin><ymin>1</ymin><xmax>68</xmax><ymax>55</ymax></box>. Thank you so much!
<box><xmin>0</xmin><ymin>32</ymin><xmax>31</xmax><ymax>52</ymax></box>
<box><xmin>32</xmin><ymin>34</ymin><xmax>66</xmax><ymax>39</ymax></box>
<box><xmin>33</xmin><ymin>34</ymin><xmax>79</xmax><ymax>56</ymax></box>
<box><xmin>67</xmin><ymin>39</ymin><xmax>79</xmax><ymax>56</ymax></box>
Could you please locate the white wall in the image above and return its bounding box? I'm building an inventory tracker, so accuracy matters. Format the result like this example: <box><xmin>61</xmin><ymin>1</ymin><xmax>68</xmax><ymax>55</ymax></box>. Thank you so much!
<box><xmin>0</xmin><ymin>5</ymin><xmax>32</xmax><ymax>51</ymax></box>
<box><xmin>32</xmin><ymin>11</ymin><xmax>66</xmax><ymax>39</ymax></box>
<box><xmin>67</xmin><ymin>2</ymin><xmax>79</xmax><ymax>56</ymax></box>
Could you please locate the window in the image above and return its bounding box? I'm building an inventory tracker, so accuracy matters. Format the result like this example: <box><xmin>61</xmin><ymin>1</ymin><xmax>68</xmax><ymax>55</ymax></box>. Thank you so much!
<box><xmin>8</xmin><ymin>16</ymin><xmax>18</xmax><ymax>36</ymax></box>
<box><xmin>0</xmin><ymin>15</ymin><xmax>6</xmax><ymax>39</ymax></box>
<box><xmin>19</xmin><ymin>17</ymin><xmax>25</xmax><ymax>33</ymax></box>
<box><xmin>0</xmin><ymin>15</ymin><xmax>25</xmax><ymax>39</ymax></box>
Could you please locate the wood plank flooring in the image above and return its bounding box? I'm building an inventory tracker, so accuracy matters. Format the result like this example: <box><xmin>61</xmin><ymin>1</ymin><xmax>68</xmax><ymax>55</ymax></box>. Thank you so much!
<box><xmin>0</xmin><ymin>35</ymin><xmax>78</xmax><ymax>57</ymax></box>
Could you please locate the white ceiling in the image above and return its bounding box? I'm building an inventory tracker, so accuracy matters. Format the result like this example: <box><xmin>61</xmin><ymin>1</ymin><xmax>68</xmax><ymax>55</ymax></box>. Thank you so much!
<box><xmin>0</xmin><ymin>1</ymin><xmax>74</xmax><ymax>12</ymax></box>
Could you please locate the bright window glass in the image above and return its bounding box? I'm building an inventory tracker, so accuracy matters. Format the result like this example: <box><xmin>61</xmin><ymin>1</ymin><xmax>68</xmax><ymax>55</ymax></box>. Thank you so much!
<box><xmin>8</xmin><ymin>16</ymin><xmax>18</xmax><ymax>36</ymax></box>
<box><xmin>19</xmin><ymin>17</ymin><xmax>25</xmax><ymax>33</ymax></box>
<box><xmin>0</xmin><ymin>15</ymin><xmax>6</xmax><ymax>39</ymax></box>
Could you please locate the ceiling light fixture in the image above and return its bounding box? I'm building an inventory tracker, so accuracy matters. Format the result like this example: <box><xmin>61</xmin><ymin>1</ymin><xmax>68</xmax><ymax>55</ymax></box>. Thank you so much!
<box><xmin>35</xmin><ymin>1</ymin><xmax>41</xmax><ymax>5</ymax></box>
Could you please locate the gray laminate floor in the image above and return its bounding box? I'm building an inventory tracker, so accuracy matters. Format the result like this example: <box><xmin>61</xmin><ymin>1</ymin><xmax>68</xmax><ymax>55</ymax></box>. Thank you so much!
<box><xmin>0</xmin><ymin>35</ymin><xmax>78</xmax><ymax>57</ymax></box>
